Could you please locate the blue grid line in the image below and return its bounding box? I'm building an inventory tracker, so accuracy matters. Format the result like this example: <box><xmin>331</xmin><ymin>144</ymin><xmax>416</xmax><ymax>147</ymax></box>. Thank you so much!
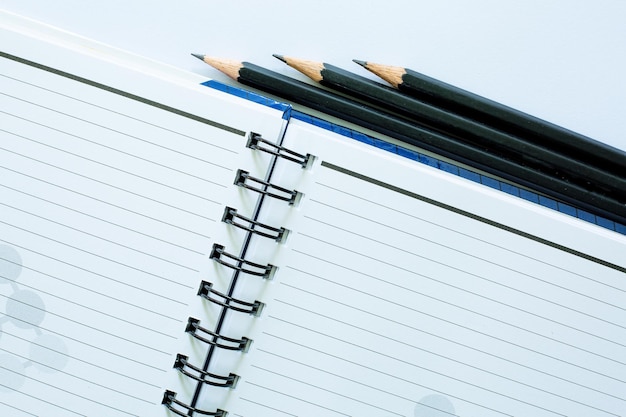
<box><xmin>201</xmin><ymin>81</ymin><xmax>625</xmax><ymax>236</ymax></box>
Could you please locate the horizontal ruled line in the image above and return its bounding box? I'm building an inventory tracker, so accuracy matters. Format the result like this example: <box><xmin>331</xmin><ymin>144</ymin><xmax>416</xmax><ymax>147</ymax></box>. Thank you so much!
<box><xmin>0</xmin><ymin>401</ymin><xmax>38</xmax><ymax>417</ymax></box>
<box><xmin>0</xmin><ymin>165</ymin><xmax>212</xmax><ymax>240</ymax></box>
<box><xmin>0</xmin><ymin>312</ymin><xmax>168</xmax><ymax>372</ymax></box>
<box><xmin>256</xmin><ymin>347</ymin><xmax>459</xmax><ymax>417</ymax></box>
<box><xmin>0</xmin><ymin>347</ymin><xmax>154</xmax><ymax>404</ymax></box>
<box><xmin>1</xmin><ymin>272</ymin><xmax>176</xmax><ymax>339</ymax></box>
<box><xmin>3</xmin><ymin>329</ymin><xmax>161</xmax><ymax>389</ymax></box>
<box><xmin>308</xmin><ymin>197</ymin><xmax>626</xmax><ymax>315</ymax></box>
<box><xmin>1</xmin><ymin>73</ymin><xmax>241</xmax><ymax>153</ymax></box>
<box><xmin>0</xmin><ymin>110</ymin><xmax>229</xmax><ymax>187</ymax></box>
<box><xmin>284</xmin><ymin>265</ymin><xmax>626</xmax><ymax>401</ymax></box>
<box><xmin>251</xmin><ymin>365</ymin><xmax>413</xmax><ymax>417</ymax></box>
<box><xmin>276</xmin><ymin>283</ymin><xmax>625</xmax><ymax>411</ymax></box>
<box><xmin>311</xmin><ymin>178</ymin><xmax>626</xmax><ymax>286</ymax></box>
<box><xmin>0</xmin><ymin>54</ymin><xmax>246</xmax><ymax>137</ymax></box>
<box><xmin>1</xmin><ymin>366</ymin><xmax>137</xmax><ymax>416</ymax></box>
<box><xmin>0</xmin><ymin>388</ymin><xmax>84</xmax><ymax>416</ymax></box>
<box><xmin>317</xmin><ymin>165</ymin><xmax>626</xmax><ymax>275</ymax></box>
<box><xmin>0</xmin><ymin>201</ymin><xmax>197</xmax><ymax>273</ymax></box>
<box><xmin>1</xmin><ymin>92</ymin><xmax>236</xmax><ymax>171</ymax></box>
<box><xmin>244</xmin><ymin>381</ymin><xmax>351</xmax><ymax>416</ymax></box>
<box><xmin>0</xmin><ymin>143</ymin><xmax>217</xmax><ymax>221</ymax></box>
<box><xmin>264</xmin><ymin>310</ymin><xmax>589</xmax><ymax>417</ymax></box>
<box><xmin>286</xmin><ymin>253</ymin><xmax>626</xmax><ymax>377</ymax></box>
<box><xmin>0</xmin><ymin>182</ymin><xmax>203</xmax><ymax>255</ymax></box>
<box><xmin>0</xmin><ymin>238</ymin><xmax>188</xmax><ymax>307</ymax></box>
<box><xmin>0</xmin><ymin>259</ymin><xmax>181</xmax><ymax>322</ymax></box>
<box><xmin>297</xmin><ymin>231</ymin><xmax>626</xmax><ymax>351</ymax></box>
<box><xmin>0</xmin><ymin>220</ymin><xmax>194</xmax><ymax>290</ymax></box>
<box><xmin>0</xmin><ymin>296</ymin><xmax>172</xmax><ymax>355</ymax></box>
<box><xmin>264</xmin><ymin>316</ymin><xmax>612</xmax><ymax>417</ymax></box>
<box><xmin>0</xmin><ymin>110</ymin><xmax>232</xmax><ymax>188</ymax></box>
<box><xmin>238</xmin><ymin>398</ymin><xmax>298</xmax><ymax>416</ymax></box>
<box><xmin>2</xmin><ymin>127</ymin><xmax>225</xmax><ymax>203</ymax></box>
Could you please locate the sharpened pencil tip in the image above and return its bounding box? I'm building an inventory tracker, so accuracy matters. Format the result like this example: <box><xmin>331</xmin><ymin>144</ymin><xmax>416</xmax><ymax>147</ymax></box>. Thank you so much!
<box><xmin>191</xmin><ymin>53</ymin><xmax>205</xmax><ymax>61</ymax></box>
<box><xmin>352</xmin><ymin>59</ymin><xmax>367</xmax><ymax>67</ymax></box>
<box><xmin>197</xmin><ymin>56</ymin><xmax>243</xmax><ymax>80</ymax></box>
<box><xmin>272</xmin><ymin>54</ymin><xmax>287</xmax><ymax>63</ymax></box>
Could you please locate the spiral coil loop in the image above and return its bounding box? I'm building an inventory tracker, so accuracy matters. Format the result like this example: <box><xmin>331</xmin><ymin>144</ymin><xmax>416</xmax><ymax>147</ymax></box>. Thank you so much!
<box><xmin>209</xmin><ymin>243</ymin><xmax>276</xmax><ymax>279</ymax></box>
<box><xmin>198</xmin><ymin>280</ymin><xmax>264</xmax><ymax>316</ymax></box>
<box><xmin>162</xmin><ymin>390</ymin><xmax>226</xmax><ymax>416</ymax></box>
<box><xmin>234</xmin><ymin>169</ymin><xmax>301</xmax><ymax>205</ymax></box>
<box><xmin>173</xmin><ymin>354</ymin><xmax>239</xmax><ymax>387</ymax></box>
<box><xmin>186</xmin><ymin>317</ymin><xmax>252</xmax><ymax>351</ymax></box>
<box><xmin>163</xmin><ymin>135</ymin><xmax>312</xmax><ymax>415</ymax></box>
<box><xmin>222</xmin><ymin>206</ymin><xmax>288</xmax><ymax>242</ymax></box>
<box><xmin>247</xmin><ymin>132</ymin><xmax>312</xmax><ymax>167</ymax></box>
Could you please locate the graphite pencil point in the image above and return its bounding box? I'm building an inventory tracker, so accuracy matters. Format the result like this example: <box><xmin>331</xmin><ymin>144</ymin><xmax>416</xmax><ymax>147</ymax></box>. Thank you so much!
<box><xmin>272</xmin><ymin>54</ymin><xmax>287</xmax><ymax>63</ymax></box>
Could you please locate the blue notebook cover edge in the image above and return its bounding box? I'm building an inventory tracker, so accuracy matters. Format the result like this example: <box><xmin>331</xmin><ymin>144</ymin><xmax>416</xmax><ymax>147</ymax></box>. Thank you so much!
<box><xmin>201</xmin><ymin>79</ymin><xmax>625</xmax><ymax>236</ymax></box>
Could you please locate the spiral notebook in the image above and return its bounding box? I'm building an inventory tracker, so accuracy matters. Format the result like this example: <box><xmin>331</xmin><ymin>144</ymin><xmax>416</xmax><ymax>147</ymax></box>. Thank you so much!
<box><xmin>2</xmin><ymin>10</ymin><xmax>626</xmax><ymax>417</ymax></box>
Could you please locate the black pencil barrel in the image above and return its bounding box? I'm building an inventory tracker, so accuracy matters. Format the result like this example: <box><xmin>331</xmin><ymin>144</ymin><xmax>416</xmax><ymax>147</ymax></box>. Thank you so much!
<box><xmin>236</xmin><ymin>63</ymin><xmax>626</xmax><ymax>224</ymax></box>
<box><xmin>396</xmin><ymin>67</ymin><xmax>626</xmax><ymax>174</ymax></box>
<box><xmin>319</xmin><ymin>63</ymin><xmax>626</xmax><ymax>200</ymax></box>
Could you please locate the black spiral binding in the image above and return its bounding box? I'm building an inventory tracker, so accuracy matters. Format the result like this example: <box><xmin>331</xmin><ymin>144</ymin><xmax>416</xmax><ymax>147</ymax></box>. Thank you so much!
<box><xmin>209</xmin><ymin>243</ymin><xmax>277</xmax><ymax>279</ymax></box>
<box><xmin>162</xmin><ymin>390</ymin><xmax>226</xmax><ymax>416</ymax></box>
<box><xmin>222</xmin><ymin>206</ymin><xmax>289</xmax><ymax>242</ymax></box>
<box><xmin>186</xmin><ymin>317</ymin><xmax>252</xmax><ymax>351</ymax></box>
<box><xmin>235</xmin><ymin>169</ymin><xmax>302</xmax><ymax>205</ymax></box>
<box><xmin>198</xmin><ymin>280</ymin><xmax>264</xmax><ymax>316</ymax></box>
<box><xmin>163</xmin><ymin>132</ymin><xmax>312</xmax><ymax>416</ymax></box>
<box><xmin>174</xmin><ymin>354</ymin><xmax>239</xmax><ymax>388</ymax></box>
<box><xmin>247</xmin><ymin>132</ymin><xmax>312</xmax><ymax>167</ymax></box>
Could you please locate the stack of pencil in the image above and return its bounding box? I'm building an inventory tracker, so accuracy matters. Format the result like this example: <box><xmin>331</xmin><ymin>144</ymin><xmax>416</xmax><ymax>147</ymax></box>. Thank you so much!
<box><xmin>192</xmin><ymin>53</ymin><xmax>626</xmax><ymax>225</ymax></box>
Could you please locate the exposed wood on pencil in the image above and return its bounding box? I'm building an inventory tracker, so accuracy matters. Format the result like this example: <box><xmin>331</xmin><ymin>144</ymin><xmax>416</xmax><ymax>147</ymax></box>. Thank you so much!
<box><xmin>353</xmin><ymin>59</ymin><xmax>404</xmax><ymax>88</ymax></box>
<box><xmin>193</xmin><ymin>56</ymin><xmax>626</xmax><ymax>224</ymax></box>
<box><xmin>192</xmin><ymin>53</ymin><xmax>241</xmax><ymax>80</ymax></box>
<box><xmin>276</xmin><ymin>57</ymin><xmax>626</xmax><ymax>200</ymax></box>
<box><xmin>272</xmin><ymin>54</ymin><xmax>323</xmax><ymax>82</ymax></box>
<box><xmin>353</xmin><ymin>59</ymin><xmax>626</xmax><ymax>177</ymax></box>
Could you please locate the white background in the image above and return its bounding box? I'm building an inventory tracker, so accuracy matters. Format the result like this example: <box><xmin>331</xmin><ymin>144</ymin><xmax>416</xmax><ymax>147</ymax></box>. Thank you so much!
<box><xmin>2</xmin><ymin>0</ymin><xmax>625</xmax><ymax>152</ymax></box>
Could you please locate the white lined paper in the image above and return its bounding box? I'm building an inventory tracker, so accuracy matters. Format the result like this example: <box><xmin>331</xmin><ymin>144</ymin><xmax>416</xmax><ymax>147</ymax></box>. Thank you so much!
<box><xmin>228</xmin><ymin>121</ymin><xmax>626</xmax><ymax>417</ymax></box>
<box><xmin>0</xmin><ymin>20</ymin><xmax>285</xmax><ymax>415</ymax></box>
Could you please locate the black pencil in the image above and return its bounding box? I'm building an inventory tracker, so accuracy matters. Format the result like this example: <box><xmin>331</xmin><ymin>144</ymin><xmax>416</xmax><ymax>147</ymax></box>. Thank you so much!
<box><xmin>274</xmin><ymin>55</ymin><xmax>626</xmax><ymax>201</ymax></box>
<box><xmin>354</xmin><ymin>60</ymin><xmax>626</xmax><ymax>176</ymax></box>
<box><xmin>192</xmin><ymin>54</ymin><xmax>626</xmax><ymax>224</ymax></box>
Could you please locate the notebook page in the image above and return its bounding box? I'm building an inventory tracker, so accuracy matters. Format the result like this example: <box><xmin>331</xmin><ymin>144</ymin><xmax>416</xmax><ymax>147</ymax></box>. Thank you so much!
<box><xmin>226</xmin><ymin>119</ymin><xmax>626</xmax><ymax>417</ymax></box>
<box><xmin>0</xmin><ymin>16</ymin><xmax>285</xmax><ymax>417</ymax></box>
